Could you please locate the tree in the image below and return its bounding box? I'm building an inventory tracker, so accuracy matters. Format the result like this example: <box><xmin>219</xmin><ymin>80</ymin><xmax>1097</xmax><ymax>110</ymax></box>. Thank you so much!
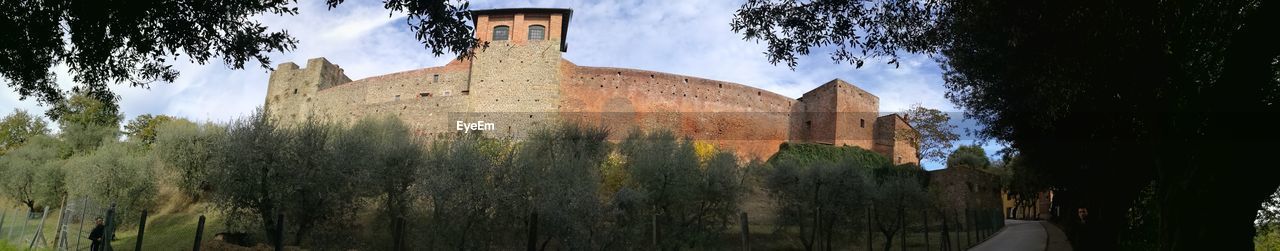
<box><xmin>511</xmin><ymin>123</ymin><xmax>611</xmax><ymax>250</ymax></box>
<box><xmin>901</xmin><ymin>104</ymin><xmax>959</xmax><ymax>163</ymax></box>
<box><xmin>55</xmin><ymin>94</ymin><xmax>122</xmax><ymax>154</ymax></box>
<box><xmin>945</xmin><ymin>145</ymin><xmax>989</xmax><ymax>169</ymax></box>
<box><xmin>333</xmin><ymin>116</ymin><xmax>424</xmax><ymax>251</ymax></box>
<box><xmin>1258</xmin><ymin>188</ymin><xmax>1280</xmax><ymax>250</ymax></box>
<box><xmin>616</xmin><ymin>129</ymin><xmax>744</xmax><ymax>249</ymax></box>
<box><xmin>734</xmin><ymin>1</ymin><xmax>1280</xmax><ymax>248</ymax></box>
<box><xmin>3</xmin><ymin>1</ymin><xmax>478</xmax><ymax>115</ymax></box>
<box><xmin>64</xmin><ymin>141</ymin><xmax>158</xmax><ymax>225</ymax></box>
<box><xmin>417</xmin><ymin>132</ymin><xmax>515</xmax><ymax>249</ymax></box>
<box><xmin>206</xmin><ymin>109</ymin><xmax>289</xmax><ymax>244</ymax></box>
<box><xmin>765</xmin><ymin>159</ymin><xmax>873</xmax><ymax>251</ymax></box>
<box><xmin>276</xmin><ymin>116</ymin><xmax>362</xmax><ymax>247</ymax></box>
<box><xmin>0</xmin><ymin>109</ymin><xmax>50</xmax><ymax>155</ymax></box>
<box><xmin>124</xmin><ymin>114</ymin><xmax>177</xmax><ymax>146</ymax></box>
<box><xmin>870</xmin><ymin>167</ymin><xmax>929</xmax><ymax>251</ymax></box>
<box><xmin>0</xmin><ymin>135</ymin><xmax>63</xmax><ymax>211</ymax></box>
<box><xmin>152</xmin><ymin>119</ymin><xmax>222</xmax><ymax>201</ymax></box>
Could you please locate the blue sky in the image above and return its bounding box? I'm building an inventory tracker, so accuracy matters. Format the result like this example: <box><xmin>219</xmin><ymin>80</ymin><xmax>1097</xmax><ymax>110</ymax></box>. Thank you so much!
<box><xmin>0</xmin><ymin>0</ymin><xmax>1000</xmax><ymax>169</ymax></box>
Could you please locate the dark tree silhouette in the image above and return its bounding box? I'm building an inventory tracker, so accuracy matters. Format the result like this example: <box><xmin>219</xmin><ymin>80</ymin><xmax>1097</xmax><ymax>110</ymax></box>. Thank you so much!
<box><xmin>733</xmin><ymin>0</ymin><xmax>1279</xmax><ymax>249</ymax></box>
<box><xmin>2</xmin><ymin>1</ymin><xmax>478</xmax><ymax>119</ymax></box>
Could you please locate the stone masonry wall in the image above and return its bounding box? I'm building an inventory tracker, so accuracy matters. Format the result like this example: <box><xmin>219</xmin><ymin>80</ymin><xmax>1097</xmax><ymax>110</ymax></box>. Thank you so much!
<box><xmin>560</xmin><ymin>63</ymin><xmax>800</xmax><ymax>159</ymax></box>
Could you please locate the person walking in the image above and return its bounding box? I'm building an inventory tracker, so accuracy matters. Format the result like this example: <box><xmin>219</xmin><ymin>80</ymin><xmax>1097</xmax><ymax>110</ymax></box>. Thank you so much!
<box><xmin>88</xmin><ymin>217</ymin><xmax>105</xmax><ymax>251</ymax></box>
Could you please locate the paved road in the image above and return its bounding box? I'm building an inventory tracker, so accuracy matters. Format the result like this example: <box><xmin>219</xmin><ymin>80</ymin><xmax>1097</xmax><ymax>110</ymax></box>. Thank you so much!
<box><xmin>969</xmin><ymin>220</ymin><xmax>1049</xmax><ymax>251</ymax></box>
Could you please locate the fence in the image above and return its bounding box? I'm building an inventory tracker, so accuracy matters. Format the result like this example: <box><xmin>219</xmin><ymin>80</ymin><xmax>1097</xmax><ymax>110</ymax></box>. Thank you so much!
<box><xmin>738</xmin><ymin>207</ymin><xmax>1006</xmax><ymax>251</ymax></box>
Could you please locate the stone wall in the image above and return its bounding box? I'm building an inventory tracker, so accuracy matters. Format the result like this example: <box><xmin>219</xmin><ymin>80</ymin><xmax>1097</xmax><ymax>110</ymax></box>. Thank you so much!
<box><xmin>560</xmin><ymin>63</ymin><xmax>800</xmax><ymax>159</ymax></box>
<box><xmin>874</xmin><ymin>114</ymin><xmax>921</xmax><ymax>165</ymax></box>
<box><xmin>265</xmin><ymin>58</ymin><xmax>353</xmax><ymax>124</ymax></box>
<box><xmin>930</xmin><ymin>166</ymin><xmax>1003</xmax><ymax>212</ymax></box>
<box><xmin>264</xmin><ymin>39</ymin><xmax>915</xmax><ymax>161</ymax></box>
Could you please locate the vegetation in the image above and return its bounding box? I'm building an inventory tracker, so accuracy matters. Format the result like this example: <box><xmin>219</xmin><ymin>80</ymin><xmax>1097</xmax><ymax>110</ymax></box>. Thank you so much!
<box><xmin>900</xmin><ymin>104</ymin><xmax>958</xmax><ymax>163</ymax></box>
<box><xmin>733</xmin><ymin>0</ymin><xmax>1279</xmax><ymax>248</ymax></box>
<box><xmin>945</xmin><ymin>145</ymin><xmax>989</xmax><ymax>169</ymax></box>
<box><xmin>2</xmin><ymin>1</ymin><xmax>479</xmax><ymax>116</ymax></box>
<box><xmin>0</xmin><ymin>106</ymin><xmax>994</xmax><ymax>249</ymax></box>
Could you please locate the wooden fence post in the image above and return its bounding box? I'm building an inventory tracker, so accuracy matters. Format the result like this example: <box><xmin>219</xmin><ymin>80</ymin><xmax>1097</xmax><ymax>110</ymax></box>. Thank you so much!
<box><xmin>527</xmin><ymin>212</ymin><xmax>538</xmax><ymax>251</ymax></box>
<box><xmin>134</xmin><ymin>210</ymin><xmax>148</xmax><ymax>251</ymax></box>
<box><xmin>274</xmin><ymin>213</ymin><xmax>284</xmax><ymax>251</ymax></box>
<box><xmin>193</xmin><ymin>215</ymin><xmax>206</xmax><ymax>251</ymax></box>
<box><xmin>104</xmin><ymin>203</ymin><xmax>117</xmax><ymax>251</ymax></box>
<box><xmin>923</xmin><ymin>209</ymin><xmax>929</xmax><ymax>250</ymax></box>
<box><xmin>740</xmin><ymin>212</ymin><xmax>750</xmax><ymax>251</ymax></box>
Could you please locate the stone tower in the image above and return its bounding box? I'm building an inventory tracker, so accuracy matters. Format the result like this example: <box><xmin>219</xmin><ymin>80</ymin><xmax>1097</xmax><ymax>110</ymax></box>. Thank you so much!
<box><xmin>264</xmin><ymin>58</ymin><xmax>352</xmax><ymax>123</ymax></box>
<box><xmin>464</xmin><ymin>8</ymin><xmax>572</xmax><ymax>138</ymax></box>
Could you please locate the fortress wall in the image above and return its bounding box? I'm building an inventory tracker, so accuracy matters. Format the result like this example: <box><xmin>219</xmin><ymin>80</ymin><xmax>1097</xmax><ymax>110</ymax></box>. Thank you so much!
<box><xmin>874</xmin><ymin>115</ymin><xmax>920</xmax><ymax>165</ymax></box>
<box><xmin>266</xmin><ymin>58</ymin><xmax>353</xmax><ymax>124</ymax></box>
<box><xmin>561</xmin><ymin>64</ymin><xmax>800</xmax><ymax>159</ymax></box>
<box><xmin>833</xmin><ymin>80</ymin><xmax>880</xmax><ymax>149</ymax></box>
<box><xmin>466</xmin><ymin>41</ymin><xmax>564</xmax><ymax>138</ymax></box>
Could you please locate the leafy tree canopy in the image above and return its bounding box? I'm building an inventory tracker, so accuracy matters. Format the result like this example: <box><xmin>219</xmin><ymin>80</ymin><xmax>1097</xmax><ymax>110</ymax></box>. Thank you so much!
<box><xmin>3</xmin><ymin>1</ymin><xmax>479</xmax><ymax>118</ymax></box>
<box><xmin>733</xmin><ymin>0</ymin><xmax>1278</xmax><ymax>248</ymax></box>
<box><xmin>124</xmin><ymin>114</ymin><xmax>177</xmax><ymax>145</ymax></box>
<box><xmin>945</xmin><ymin>144</ymin><xmax>989</xmax><ymax>169</ymax></box>
<box><xmin>0</xmin><ymin>109</ymin><xmax>50</xmax><ymax>154</ymax></box>
<box><xmin>901</xmin><ymin>104</ymin><xmax>958</xmax><ymax>163</ymax></box>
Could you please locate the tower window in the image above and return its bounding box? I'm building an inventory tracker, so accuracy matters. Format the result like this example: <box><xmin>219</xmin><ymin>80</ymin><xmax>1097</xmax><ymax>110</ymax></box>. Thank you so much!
<box><xmin>860</xmin><ymin>119</ymin><xmax>865</xmax><ymax>128</ymax></box>
<box><xmin>433</xmin><ymin>74</ymin><xmax>439</xmax><ymax>82</ymax></box>
<box><xmin>493</xmin><ymin>26</ymin><xmax>510</xmax><ymax>40</ymax></box>
<box><xmin>528</xmin><ymin>25</ymin><xmax>546</xmax><ymax>40</ymax></box>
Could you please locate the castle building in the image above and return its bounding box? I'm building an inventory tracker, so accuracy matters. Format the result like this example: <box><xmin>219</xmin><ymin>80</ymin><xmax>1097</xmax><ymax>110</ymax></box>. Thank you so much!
<box><xmin>263</xmin><ymin>8</ymin><xmax>920</xmax><ymax>164</ymax></box>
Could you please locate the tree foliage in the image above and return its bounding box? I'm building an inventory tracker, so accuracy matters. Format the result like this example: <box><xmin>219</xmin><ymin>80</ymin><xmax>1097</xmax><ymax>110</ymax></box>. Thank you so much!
<box><xmin>766</xmin><ymin>159</ymin><xmax>873</xmax><ymax>250</ymax></box>
<box><xmin>124</xmin><ymin>114</ymin><xmax>177</xmax><ymax>146</ymax></box>
<box><xmin>0</xmin><ymin>0</ymin><xmax>296</xmax><ymax>115</ymax></box>
<box><xmin>152</xmin><ymin>119</ymin><xmax>222</xmax><ymax>201</ymax></box>
<box><xmin>945</xmin><ymin>144</ymin><xmax>989</xmax><ymax>169</ymax></box>
<box><xmin>616</xmin><ymin>129</ymin><xmax>745</xmax><ymax>249</ymax></box>
<box><xmin>55</xmin><ymin>94</ymin><xmax>122</xmax><ymax>154</ymax></box>
<box><xmin>2</xmin><ymin>1</ymin><xmax>480</xmax><ymax>114</ymax></box>
<box><xmin>64</xmin><ymin>141</ymin><xmax>157</xmax><ymax>224</ymax></box>
<box><xmin>901</xmin><ymin>104</ymin><xmax>958</xmax><ymax>163</ymax></box>
<box><xmin>511</xmin><ymin>123</ymin><xmax>611</xmax><ymax>250</ymax></box>
<box><xmin>333</xmin><ymin>115</ymin><xmax>424</xmax><ymax>250</ymax></box>
<box><xmin>0</xmin><ymin>135</ymin><xmax>63</xmax><ymax>210</ymax></box>
<box><xmin>734</xmin><ymin>0</ymin><xmax>1279</xmax><ymax>248</ymax></box>
<box><xmin>870</xmin><ymin>166</ymin><xmax>929</xmax><ymax>251</ymax></box>
<box><xmin>0</xmin><ymin>109</ymin><xmax>50</xmax><ymax>155</ymax></box>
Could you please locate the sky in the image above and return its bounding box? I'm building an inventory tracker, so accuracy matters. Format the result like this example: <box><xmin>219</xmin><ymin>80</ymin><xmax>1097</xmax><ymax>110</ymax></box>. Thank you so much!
<box><xmin>0</xmin><ymin>0</ymin><xmax>999</xmax><ymax>170</ymax></box>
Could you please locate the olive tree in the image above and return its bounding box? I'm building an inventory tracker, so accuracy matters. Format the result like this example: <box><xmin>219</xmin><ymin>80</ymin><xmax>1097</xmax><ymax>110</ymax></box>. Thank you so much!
<box><xmin>766</xmin><ymin>159</ymin><xmax>873</xmax><ymax>251</ymax></box>
<box><xmin>334</xmin><ymin>116</ymin><xmax>424</xmax><ymax>250</ymax></box>
<box><xmin>64</xmin><ymin>141</ymin><xmax>158</xmax><ymax>224</ymax></box>
<box><xmin>511</xmin><ymin>123</ymin><xmax>610</xmax><ymax>250</ymax></box>
<box><xmin>615</xmin><ymin>129</ymin><xmax>744</xmax><ymax>249</ymax></box>
<box><xmin>153</xmin><ymin>119</ymin><xmax>223</xmax><ymax>201</ymax></box>
<box><xmin>0</xmin><ymin>135</ymin><xmax>64</xmax><ymax>211</ymax></box>
<box><xmin>417</xmin><ymin>132</ymin><xmax>516</xmax><ymax>249</ymax></box>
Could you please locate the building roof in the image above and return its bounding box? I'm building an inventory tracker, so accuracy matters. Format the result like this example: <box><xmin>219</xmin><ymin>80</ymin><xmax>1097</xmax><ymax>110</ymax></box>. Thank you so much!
<box><xmin>471</xmin><ymin>8</ymin><xmax>573</xmax><ymax>52</ymax></box>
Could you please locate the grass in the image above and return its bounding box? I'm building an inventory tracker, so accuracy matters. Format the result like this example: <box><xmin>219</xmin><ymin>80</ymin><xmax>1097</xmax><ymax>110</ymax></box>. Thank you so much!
<box><xmin>108</xmin><ymin>210</ymin><xmax>224</xmax><ymax>251</ymax></box>
<box><xmin>0</xmin><ymin>199</ymin><xmax>225</xmax><ymax>251</ymax></box>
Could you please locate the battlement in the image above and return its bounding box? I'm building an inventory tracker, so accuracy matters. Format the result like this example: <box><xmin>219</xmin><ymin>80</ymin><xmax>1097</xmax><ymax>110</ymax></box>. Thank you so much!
<box><xmin>265</xmin><ymin>57</ymin><xmax>354</xmax><ymax>123</ymax></box>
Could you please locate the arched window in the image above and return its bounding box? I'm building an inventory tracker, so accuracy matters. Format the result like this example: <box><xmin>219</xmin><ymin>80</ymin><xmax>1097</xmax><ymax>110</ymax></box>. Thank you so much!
<box><xmin>492</xmin><ymin>26</ymin><xmax>510</xmax><ymax>41</ymax></box>
<box><xmin>528</xmin><ymin>25</ymin><xmax>546</xmax><ymax>40</ymax></box>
